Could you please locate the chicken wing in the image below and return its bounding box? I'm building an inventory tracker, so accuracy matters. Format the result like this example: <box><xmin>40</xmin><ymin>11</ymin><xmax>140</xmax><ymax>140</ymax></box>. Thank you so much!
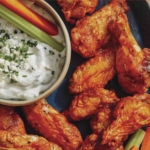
<box><xmin>109</xmin><ymin>13</ymin><xmax>150</xmax><ymax>94</ymax></box>
<box><xmin>23</xmin><ymin>99</ymin><xmax>83</xmax><ymax>150</ymax></box>
<box><xmin>80</xmin><ymin>105</ymin><xmax>123</xmax><ymax>150</ymax></box>
<box><xmin>57</xmin><ymin>0</ymin><xmax>98</xmax><ymax>24</ymax></box>
<box><xmin>67</xmin><ymin>88</ymin><xmax>119</xmax><ymax>121</ymax></box>
<box><xmin>90</xmin><ymin>105</ymin><xmax>114</xmax><ymax>135</ymax></box>
<box><xmin>71</xmin><ymin>0</ymin><xmax>128</xmax><ymax>58</ymax></box>
<box><xmin>68</xmin><ymin>43</ymin><xmax>116</xmax><ymax>94</ymax></box>
<box><xmin>102</xmin><ymin>93</ymin><xmax>150</xmax><ymax>149</ymax></box>
<box><xmin>0</xmin><ymin>130</ymin><xmax>62</xmax><ymax>150</ymax></box>
<box><xmin>0</xmin><ymin>105</ymin><xmax>26</xmax><ymax>134</ymax></box>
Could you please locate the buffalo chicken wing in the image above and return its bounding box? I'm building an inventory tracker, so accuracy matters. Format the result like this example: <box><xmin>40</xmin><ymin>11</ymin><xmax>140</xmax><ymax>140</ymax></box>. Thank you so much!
<box><xmin>109</xmin><ymin>13</ymin><xmax>150</xmax><ymax>94</ymax></box>
<box><xmin>68</xmin><ymin>43</ymin><xmax>116</xmax><ymax>94</ymax></box>
<box><xmin>102</xmin><ymin>93</ymin><xmax>150</xmax><ymax>149</ymax></box>
<box><xmin>71</xmin><ymin>0</ymin><xmax>128</xmax><ymax>58</ymax></box>
<box><xmin>23</xmin><ymin>99</ymin><xmax>83</xmax><ymax>150</ymax></box>
<box><xmin>57</xmin><ymin>0</ymin><xmax>98</xmax><ymax>24</ymax></box>
<box><xmin>0</xmin><ymin>130</ymin><xmax>62</xmax><ymax>150</ymax></box>
<box><xmin>0</xmin><ymin>105</ymin><xmax>26</xmax><ymax>134</ymax></box>
<box><xmin>67</xmin><ymin>88</ymin><xmax>119</xmax><ymax>121</ymax></box>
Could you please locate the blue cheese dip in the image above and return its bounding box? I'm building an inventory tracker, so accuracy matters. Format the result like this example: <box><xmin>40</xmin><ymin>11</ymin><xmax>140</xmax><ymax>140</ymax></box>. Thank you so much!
<box><xmin>0</xmin><ymin>5</ymin><xmax>66</xmax><ymax>100</ymax></box>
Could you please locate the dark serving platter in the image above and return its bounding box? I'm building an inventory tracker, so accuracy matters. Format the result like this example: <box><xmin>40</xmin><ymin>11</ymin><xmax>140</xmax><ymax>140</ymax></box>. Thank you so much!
<box><xmin>19</xmin><ymin>0</ymin><xmax>150</xmax><ymax>140</ymax></box>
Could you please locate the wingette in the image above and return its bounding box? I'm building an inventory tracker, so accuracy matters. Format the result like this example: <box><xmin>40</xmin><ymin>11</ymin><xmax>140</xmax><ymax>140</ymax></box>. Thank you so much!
<box><xmin>0</xmin><ymin>4</ymin><xmax>65</xmax><ymax>52</ymax></box>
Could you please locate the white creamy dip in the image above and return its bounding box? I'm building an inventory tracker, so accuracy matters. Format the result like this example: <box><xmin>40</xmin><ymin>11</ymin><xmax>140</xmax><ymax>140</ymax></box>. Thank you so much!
<box><xmin>0</xmin><ymin>4</ymin><xmax>66</xmax><ymax>100</ymax></box>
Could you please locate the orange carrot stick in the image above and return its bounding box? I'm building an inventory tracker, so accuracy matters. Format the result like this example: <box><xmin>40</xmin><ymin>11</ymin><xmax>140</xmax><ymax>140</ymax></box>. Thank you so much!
<box><xmin>0</xmin><ymin>0</ymin><xmax>58</xmax><ymax>35</ymax></box>
<box><xmin>141</xmin><ymin>127</ymin><xmax>150</xmax><ymax>150</ymax></box>
<box><xmin>130</xmin><ymin>146</ymin><xmax>139</xmax><ymax>150</ymax></box>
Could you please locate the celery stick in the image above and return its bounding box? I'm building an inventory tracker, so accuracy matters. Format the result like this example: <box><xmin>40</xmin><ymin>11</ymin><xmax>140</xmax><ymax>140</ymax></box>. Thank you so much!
<box><xmin>125</xmin><ymin>129</ymin><xmax>146</xmax><ymax>150</ymax></box>
<box><xmin>0</xmin><ymin>4</ymin><xmax>65</xmax><ymax>52</ymax></box>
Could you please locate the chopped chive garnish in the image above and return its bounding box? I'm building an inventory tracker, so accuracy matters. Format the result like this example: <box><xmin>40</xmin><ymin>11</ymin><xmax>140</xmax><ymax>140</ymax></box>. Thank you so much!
<box><xmin>20</xmin><ymin>30</ymin><xmax>24</xmax><ymax>34</ymax></box>
<box><xmin>3</xmin><ymin>33</ymin><xmax>10</xmax><ymax>41</ymax></box>
<box><xmin>0</xmin><ymin>53</ymin><xmax>5</xmax><ymax>58</ymax></box>
<box><xmin>22</xmin><ymin>75</ymin><xmax>27</xmax><ymax>77</ymax></box>
<box><xmin>13</xmin><ymin>54</ymin><xmax>17</xmax><ymax>60</ymax></box>
<box><xmin>49</xmin><ymin>50</ymin><xmax>55</xmax><ymax>55</ymax></box>
<box><xmin>10</xmin><ymin>79</ymin><xmax>17</xmax><ymax>84</ymax></box>
<box><xmin>27</xmin><ymin>40</ymin><xmax>38</xmax><ymax>47</ymax></box>
<box><xmin>51</xmin><ymin>71</ymin><xmax>55</xmax><ymax>75</ymax></box>
<box><xmin>15</xmin><ymin>47</ymin><xmax>19</xmax><ymax>51</ymax></box>
<box><xmin>3</xmin><ymin>71</ymin><xmax>8</xmax><ymax>74</ymax></box>
<box><xmin>12</xmin><ymin>71</ymin><xmax>18</xmax><ymax>76</ymax></box>
<box><xmin>4</xmin><ymin>55</ymin><xmax>12</xmax><ymax>61</ymax></box>
<box><xmin>0</xmin><ymin>64</ymin><xmax>4</xmax><ymax>69</ymax></box>
<box><xmin>14</xmin><ymin>30</ymin><xmax>17</xmax><ymax>34</ymax></box>
<box><xmin>20</xmin><ymin>45</ymin><xmax>29</xmax><ymax>52</ymax></box>
<box><xmin>0</xmin><ymin>29</ymin><xmax>5</xmax><ymax>34</ymax></box>
<box><xmin>34</xmin><ymin>41</ymin><xmax>38</xmax><ymax>46</ymax></box>
<box><xmin>21</xmin><ymin>39</ymin><xmax>25</xmax><ymax>42</ymax></box>
<box><xmin>22</xmin><ymin>54</ymin><xmax>28</xmax><ymax>58</ymax></box>
<box><xmin>7</xmin><ymin>66</ymin><xmax>11</xmax><ymax>71</ymax></box>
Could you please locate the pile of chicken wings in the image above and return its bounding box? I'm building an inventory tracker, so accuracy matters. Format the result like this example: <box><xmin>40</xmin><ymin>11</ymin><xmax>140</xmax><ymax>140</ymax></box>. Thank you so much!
<box><xmin>58</xmin><ymin>0</ymin><xmax>150</xmax><ymax>149</ymax></box>
<box><xmin>0</xmin><ymin>0</ymin><xmax>150</xmax><ymax>150</ymax></box>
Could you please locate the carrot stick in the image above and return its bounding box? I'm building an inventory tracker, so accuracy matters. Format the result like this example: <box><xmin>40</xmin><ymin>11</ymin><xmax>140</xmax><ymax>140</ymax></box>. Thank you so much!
<box><xmin>141</xmin><ymin>127</ymin><xmax>150</xmax><ymax>150</ymax></box>
<box><xmin>0</xmin><ymin>0</ymin><xmax>58</xmax><ymax>35</ymax></box>
<box><xmin>130</xmin><ymin>146</ymin><xmax>139</xmax><ymax>150</ymax></box>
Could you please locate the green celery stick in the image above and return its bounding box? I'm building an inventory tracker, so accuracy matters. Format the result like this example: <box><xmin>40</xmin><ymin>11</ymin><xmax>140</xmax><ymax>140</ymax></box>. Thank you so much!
<box><xmin>125</xmin><ymin>129</ymin><xmax>146</xmax><ymax>150</ymax></box>
<box><xmin>0</xmin><ymin>4</ymin><xmax>65</xmax><ymax>52</ymax></box>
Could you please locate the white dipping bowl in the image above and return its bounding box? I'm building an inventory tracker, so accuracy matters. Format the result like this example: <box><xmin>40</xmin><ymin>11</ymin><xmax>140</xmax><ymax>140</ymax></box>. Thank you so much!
<box><xmin>0</xmin><ymin>0</ymin><xmax>71</xmax><ymax>106</ymax></box>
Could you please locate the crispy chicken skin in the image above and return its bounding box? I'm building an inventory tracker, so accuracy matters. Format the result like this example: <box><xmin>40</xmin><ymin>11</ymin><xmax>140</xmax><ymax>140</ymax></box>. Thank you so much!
<box><xmin>71</xmin><ymin>0</ymin><xmax>128</xmax><ymax>58</ymax></box>
<box><xmin>80</xmin><ymin>134</ymin><xmax>101</xmax><ymax>150</ymax></box>
<box><xmin>68</xmin><ymin>44</ymin><xmax>116</xmax><ymax>94</ymax></box>
<box><xmin>0</xmin><ymin>105</ymin><xmax>26</xmax><ymax>134</ymax></box>
<box><xmin>0</xmin><ymin>130</ymin><xmax>62</xmax><ymax>150</ymax></box>
<box><xmin>57</xmin><ymin>0</ymin><xmax>98</xmax><ymax>24</ymax></box>
<box><xmin>90</xmin><ymin>105</ymin><xmax>114</xmax><ymax>135</ymax></box>
<box><xmin>68</xmin><ymin>88</ymin><xmax>119</xmax><ymax>121</ymax></box>
<box><xmin>80</xmin><ymin>105</ymin><xmax>124</xmax><ymax>150</ymax></box>
<box><xmin>109</xmin><ymin>13</ymin><xmax>150</xmax><ymax>94</ymax></box>
<box><xmin>23</xmin><ymin>99</ymin><xmax>83</xmax><ymax>150</ymax></box>
<box><xmin>80</xmin><ymin>106</ymin><xmax>114</xmax><ymax>150</ymax></box>
<box><xmin>102</xmin><ymin>93</ymin><xmax>150</xmax><ymax>149</ymax></box>
<box><xmin>80</xmin><ymin>134</ymin><xmax>124</xmax><ymax>150</ymax></box>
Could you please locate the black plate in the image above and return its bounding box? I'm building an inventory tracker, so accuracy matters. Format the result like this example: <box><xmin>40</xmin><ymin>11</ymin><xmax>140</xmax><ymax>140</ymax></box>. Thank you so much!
<box><xmin>19</xmin><ymin>0</ymin><xmax>150</xmax><ymax>140</ymax></box>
